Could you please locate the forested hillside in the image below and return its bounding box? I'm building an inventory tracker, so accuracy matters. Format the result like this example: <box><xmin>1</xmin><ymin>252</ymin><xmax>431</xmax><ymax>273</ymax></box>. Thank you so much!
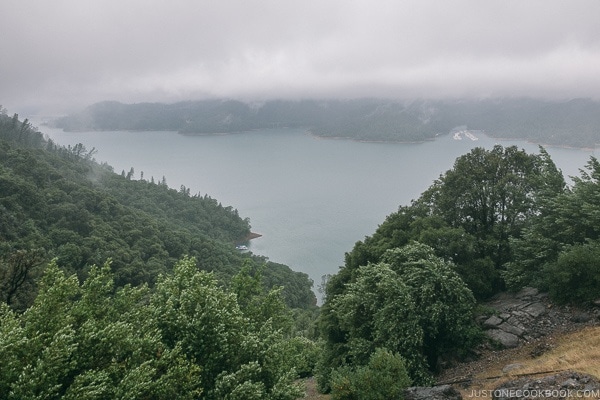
<box><xmin>0</xmin><ymin>108</ymin><xmax>321</xmax><ymax>398</ymax></box>
<box><xmin>53</xmin><ymin>98</ymin><xmax>600</xmax><ymax>147</ymax></box>
<box><xmin>0</xmin><ymin>108</ymin><xmax>315</xmax><ymax>310</ymax></box>
<box><xmin>4</xmin><ymin>105</ymin><xmax>600</xmax><ymax>398</ymax></box>
<box><xmin>315</xmin><ymin>145</ymin><xmax>600</xmax><ymax>397</ymax></box>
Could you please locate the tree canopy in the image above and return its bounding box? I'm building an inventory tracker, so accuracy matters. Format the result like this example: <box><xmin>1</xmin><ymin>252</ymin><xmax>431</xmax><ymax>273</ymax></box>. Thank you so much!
<box><xmin>342</xmin><ymin>145</ymin><xmax>565</xmax><ymax>299</ymax></box>
<box><xmin>316</xmin><ymin>144</ymin><xmax>600</xmax><ymax>393</ymax></box>
<box><xmin>0</xmin><ymin>258</ymin><xmax>307</xmax><ymax>399</ymax></box>
<box><xmin>4</xmin><ymin>105</ymin><xmax>600</xmax><ymax>397</ymax></box>
<box><xmin>506</xmin><ymin>156</ymin><xmax>600</xmax><ymax>304</ymax></box>
<box><xmin>0</xmin><ymin>111</ymin><xmax>315</xmax><ymax>310</ymax></box>
<box><xmin>318</xmin><ymin>243</ymin><xmax>479</xmax><ymax>390</ymax></box>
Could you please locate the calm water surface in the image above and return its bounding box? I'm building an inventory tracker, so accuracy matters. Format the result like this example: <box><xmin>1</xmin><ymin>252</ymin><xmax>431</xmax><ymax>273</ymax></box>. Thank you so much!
<box><xmin>39</xmin><ymin>124</ymin><xmax>596</xmax><ymax>301</ymax></box>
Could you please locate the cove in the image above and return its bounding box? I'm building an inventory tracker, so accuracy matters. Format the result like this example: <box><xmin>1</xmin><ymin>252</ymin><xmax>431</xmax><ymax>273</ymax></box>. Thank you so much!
<box><xmin>40</xmin><ymin>124</ymin><xmax>596</xmax><ymax>302</ymax></box>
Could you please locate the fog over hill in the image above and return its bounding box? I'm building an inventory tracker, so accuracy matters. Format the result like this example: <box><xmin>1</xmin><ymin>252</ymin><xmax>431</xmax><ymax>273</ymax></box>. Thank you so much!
<box><xmin>53</xmin><ymin>98</ymin><xmax>600</xmax><ymax>147</ymax></box>
<box><xmin>3</xmin><ymin>1</ymin><xmax>600</xmax><ymax>114</ymax></box>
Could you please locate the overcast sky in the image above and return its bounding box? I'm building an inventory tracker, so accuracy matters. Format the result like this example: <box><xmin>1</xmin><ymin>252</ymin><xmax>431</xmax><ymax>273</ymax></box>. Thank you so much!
<box><xmin>2</xmin><ymin>0</ymin><xmax>600</xmax><ymax>114</ymax></box>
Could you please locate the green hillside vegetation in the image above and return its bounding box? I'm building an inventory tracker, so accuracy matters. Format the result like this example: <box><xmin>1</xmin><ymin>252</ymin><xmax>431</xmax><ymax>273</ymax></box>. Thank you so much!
<box><xmin>0</xmin><ymin>109</ymin><xmax>315</xmax><ymax>310</ymax></box>
<box><xmin>4</xmin><ymin>105</ymin><xmax>600</xmax><ymax>398</ymax></box>
<box><xmin>0</xmin><ymin>108</ymin><xmax>320</xmax><ymax>398</ymax></box>
<box><xmin>0</xmin><ymin>258</ymin><xmax>312</xmax><ymax>399</ymax></box>
<box><xmin>316</xmin><ymin>145</ymin><xmax>600</xmax><ymax>396</ymax></box>
<box><xmin>53</xmin><ymin>98</ymin><xmax>600</xmax><ymax>147</ymax></box>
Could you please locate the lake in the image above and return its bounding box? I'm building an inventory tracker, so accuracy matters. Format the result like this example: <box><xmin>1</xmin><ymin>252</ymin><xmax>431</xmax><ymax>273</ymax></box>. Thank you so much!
<box><xmin>38</xmin><ymin>123</ymin><xmax>596</xmax><ymax>302</ymax></box>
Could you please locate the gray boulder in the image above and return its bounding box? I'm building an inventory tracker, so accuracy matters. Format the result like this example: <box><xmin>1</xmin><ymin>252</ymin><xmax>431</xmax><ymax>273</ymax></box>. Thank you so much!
<box><xmin>493</xmin><ymin>371</ymin><xmax>600</xmax><ymax>400</ymax></box>
<box><xmin>501</xmin><ymin>363</ymin><xmax>523</xmax><ymax>374</ymax></box>
<box><xmin>404</xmin><ymin>384</ymin><xmax>463</xmax><ymax>400</ymax></box>
<box><xmin>483</xmin><ymin>315</ymin><xmax>503</xmax><ymax>328</ymax></box>
<box><xmin>486</xmin><ymin>329</ymin><xmax>520</xmax><ymax>348</ymax></box>
<box><xmin>515</xmin><ymin>287</ymin><xmax>539</xmax><ymax>299</ymax></box>
<box><xmin>521</xmin><ymin>302</ymin><xmax>546</xmax><ymax>318</ymax></box>
<box><xmin>498</xmin><ymin>322</ymin><xmax>525</xmax><ymax>337</ymax></box>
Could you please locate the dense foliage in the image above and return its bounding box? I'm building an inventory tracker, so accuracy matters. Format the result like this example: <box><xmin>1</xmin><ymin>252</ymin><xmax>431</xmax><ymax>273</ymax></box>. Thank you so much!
<box><xmin>506</xmin><ymin>156</ymin><xmax>600</xmax><ymax>304</ymax></box>
<box><xmin>343</xmin><ymin>145</ymin><xmax>565</xmax><ymax>300</ymax></box>
<box><xmin>4</xmin><ymin>102</ymin><xmax>600</xmax><ymax>396</ymax></box>
<box><xmin>0</xmin><ymin>108</ymin><xmax>322</xmax><ymax>398</ymax></box>
<box><xmin>0</xmin><ymin>109</ymin><xmax>315</xmax><ymax>310</ymax></box>
<box><xmin>53</xmin><ymin>98</ymin><xmax>600</xmax><ymax>147</ymax></box>
<box><xmin>330</xmin><ymin>348</ymin><xmax>411</xmax><ymax>400</ymax></box>
<box><xmin>0</xmin><ymin>257</ymin><xmax>308</xmax><ymax>399</ymax></box>
<box><xmin>318</xmin><ymin>243</ymin><xmax>479</xmax><ymax>390</ymax></box>
<box><xmin>317</xmin><ymin>144</ymin><xmax>600</xmax><ymax>393</ymax></box>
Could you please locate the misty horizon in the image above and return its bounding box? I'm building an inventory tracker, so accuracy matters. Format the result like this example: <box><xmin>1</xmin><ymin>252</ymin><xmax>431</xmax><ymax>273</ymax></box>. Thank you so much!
<box><xmin>18</xmin><ymin>94</ymin><xmax>600</xmax><ymax>117</ymax></box>
<box><xmin>2</xmin><ymin>1</ymin><xmax>600</xmax><ymax>115</ymax></box>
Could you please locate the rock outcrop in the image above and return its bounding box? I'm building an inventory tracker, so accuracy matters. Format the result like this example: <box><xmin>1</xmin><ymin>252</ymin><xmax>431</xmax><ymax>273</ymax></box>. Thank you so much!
<box><xmin>493</xmin><ymin>371</ymin><xmax>600</xmax><ymax>399</ymax></box>
<box><xmin>480</xmin><ymin>287</ymin><xmax>599</xmax><ymax>348</ymax></box>
<box><xmin>432</xmin><ymin>289</ymin><xmax>600</xmax><ymax>399</ymax></box>
<box><xmin>403</xmin><ymin>384</ymin><xmax>463</xmax><ymax>400</ymax></box>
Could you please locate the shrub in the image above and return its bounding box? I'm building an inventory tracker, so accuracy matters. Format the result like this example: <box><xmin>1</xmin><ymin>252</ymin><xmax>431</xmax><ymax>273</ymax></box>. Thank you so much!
<box><xmin>330</xmin><ymin>348</ymin><xmax>411</xmax><ymax>400</ymax></box>
<box><xmin>544</xmin><ymin>241</ymin><xmax>600</xmax><ymax>305</ymax></box>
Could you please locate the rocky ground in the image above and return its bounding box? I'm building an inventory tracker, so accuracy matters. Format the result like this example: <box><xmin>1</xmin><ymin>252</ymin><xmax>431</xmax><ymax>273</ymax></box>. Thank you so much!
<box><xmin>301</xmin><ymin>288</ymin><xmax>600</xmax><ymax>399</ymax></box>
<box><xmin>478</xmin><ymin>287</ymin><xmax>599</xmax><ymax>349</ymax></box>
<box><xmin>439</xmin><ymin>288</ymin><xmax>599</xmax><ymax>379</ymax></box>
<box><xmin>493</xmin><ymin>371</ymin><xmax>600</xmax><ymax>400</ymax></box>
<box><xmin>435</xmin><ymin>287</ymin><xmax>600</xmax><ymax>399</ymax></box>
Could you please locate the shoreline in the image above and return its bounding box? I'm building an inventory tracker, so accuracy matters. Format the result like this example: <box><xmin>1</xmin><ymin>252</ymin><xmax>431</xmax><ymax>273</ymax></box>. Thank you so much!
<box><xmin>235</xmin><ymin>232</ymin><xmax>262</xmax><ymax>249</ymax></box>
<box><xmin>485</xmin><ymin>135</ymin><xmax>598</xmax><ymax>151</ymax></box>
<box><xmin>58</xmin><ymin>125</ymin><xmax>598</xmax><ymax>151</ymax></box>
<box><xmin>306</xmin><ymin>129</ymin><xmax>435</xmax><ymax>145</ymax></box>
<box><xmin>241</xmin><ymin>232</ymin><xmax>262</xmax><ymax>242</ymax></box>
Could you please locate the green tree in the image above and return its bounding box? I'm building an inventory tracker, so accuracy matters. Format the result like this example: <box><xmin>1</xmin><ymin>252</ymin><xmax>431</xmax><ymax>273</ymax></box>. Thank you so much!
<box><xmin>0</xmin><ymin>249</ymin><xmax>44</xmax><ymax>310</ymax></box>
<box><xmin>544</xmin><ymin>241</ymin><xmax>600</xmax><ymax>305</ymax></box>
<box><xmin>381</xmin><ymin>243</ymin><xmax>480</xmax><ymax>366</ymax></box>
<box><xmin>330</xmin><ymin>262</ymin><xmax>426</xmax><ymax>380</ymax></box>
<box><xmin>418</xmin><ymin>146</ymin><xmax>564</xmax><ymax>290</ymax></box>
<box><xmin>0</xmin><ymin>261</ymin><xmax>202</xmax><ymax>399</ymax></box>
<box><xmin>506</xmin><ymin>156</ymin><xmax>600</xmax><ymax>299</ymax></box>
<box><xmin>151</xmin><ymin>257</ymin><xmax>303</xmax><ymax>400</ymax></box>
<box><xmin>319</xmin><ymin>243</ymin><xmax>479</xmax><ymax>390</ymax></box>
<box><xmin>231</xmin><ymin>261</ymin><xmax>293</xmax><ymax>333</ymax></box>
<box><xmin>0</xmin><ymin>257</ymin><xmax>309</xmax><ymax>399</ymax></box>
<box><xmin>342</xmin><ymin>145</ymin><xmax>565</xmax><ymax>300</ymax></box>
<box><xmin>330</xmin><ymin>348</ymin><xmax>412</xmax><ymax>400</ymax></box>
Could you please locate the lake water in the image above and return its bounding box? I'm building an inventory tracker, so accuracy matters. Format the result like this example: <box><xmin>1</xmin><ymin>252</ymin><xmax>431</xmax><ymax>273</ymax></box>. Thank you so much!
<box><xmin>38</xmin><ymin>123</ymin><xmax>596</xmax><ymax>302</ymax></box>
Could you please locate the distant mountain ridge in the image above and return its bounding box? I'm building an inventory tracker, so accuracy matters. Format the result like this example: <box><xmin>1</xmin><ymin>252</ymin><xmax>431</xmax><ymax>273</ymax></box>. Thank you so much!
<box><xmin>52</xmin><ymin>98</ymin><xmax>600</xmax><ymax>147</ymax></box>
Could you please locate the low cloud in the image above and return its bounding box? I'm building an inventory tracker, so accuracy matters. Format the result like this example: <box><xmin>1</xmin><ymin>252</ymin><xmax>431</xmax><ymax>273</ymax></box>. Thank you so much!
<box><xmin>2</xmin><ymin>0</ymin><xmax>600</xmax><ymax>114</ymax></box>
